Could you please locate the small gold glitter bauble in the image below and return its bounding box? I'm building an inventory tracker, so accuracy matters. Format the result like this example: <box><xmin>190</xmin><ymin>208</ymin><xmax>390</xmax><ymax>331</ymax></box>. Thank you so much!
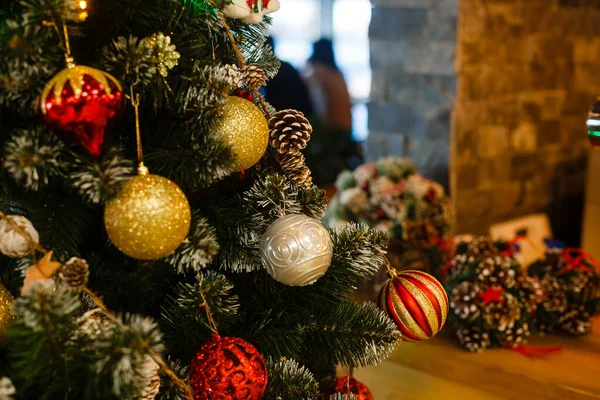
<box><xmin>104</xmin><ymin>174</ymin><xmax>191</xmax><ymax>260</ymax></box>
<box><xmin>0</xmin><ymin>284</ymin><xmax>14</xmax><ymax>335</ymax></box>
<box><xmin>217</xmin><ymin>96</ymin><xmax>269</xmax><ymax>172</ymax></box>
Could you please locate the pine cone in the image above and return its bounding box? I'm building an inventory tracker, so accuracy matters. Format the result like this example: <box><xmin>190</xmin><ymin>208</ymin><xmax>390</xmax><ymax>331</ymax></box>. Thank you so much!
<box><xmin>468</xmin><ymin>236</ymin><xmax>498</xmax><ymax>257</ymax></box>
<box><xmin>539</xmin><ymin>274</ymin><xmax>568</xmax><ymax>314</ymax></box>
<box><xmin>269</xmin><ymin>110</ymin><xmax>312</xmax><ymax>154</ymax></box>
<box><xmin>241</xmin><ymin>64</ymin><xmax>266</xmax><ymax>91</ymax></box>
<box><xmin>60</xmin><ymin>257</ymin><xmax>90</xmax><ymax>290</ymax></box>
<box><xmin>483</xmin><ymin>292</ymin><xmax>520</xmax><ymax>331</ymax></box>
<box><xmin>559</xmin><ymin>306</ymin><xmax>592</xmax><ymax>336</ymax></box>
<box><xmin>450</xmin><ymin>281</ymin><xmax>482</xmax><ymax>320</ymax></box>
<box><xmin>568</xmin><ymin>270</ymin><xmax>600</xmax><ymax>303</ymax></box>
<box><xmin>476</xmin><ymin>257</ymin><xmax>517</xmax><ymax>288</ymax></box>
<box><xmin>404</xmin><ymin>219</ymin><xmax>438</xmax><ymax>249</ymax></box>
<box><xmin>502</xmin><ymin>321</ymin><xmax>530</xmax><ymax>348</ymax></box>
<box><xmin>223</xmin><ymin>64</ymin><xmax>243</xmax><ymax>88</ymax></box>
<box><xmin>0</xmin><ymin>215</ymin><xmax>39</xmax><ymax>258</ymax></box>
<box><xmin>516</xmin><ymin>275</ymin><xmax>544</xmax><ymax>314</ymax></box>
<box><xmin>278</xmin><ymin>152</ymin><xmax>313</xmax><ymax>188</ymax></box>
<box><xmin>456</xmin><ymin>327</ymin><xmax>491</xmax><ymax>353</ymax></box>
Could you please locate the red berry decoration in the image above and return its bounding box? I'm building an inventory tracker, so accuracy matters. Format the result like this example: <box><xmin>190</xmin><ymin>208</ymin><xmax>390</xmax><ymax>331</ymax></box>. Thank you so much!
<box><xmin>40</xmin><ymin>65</ymin><xmax>125</xmax><ymax>157</ymax></box>
<box><xmin>189</xmin><ymin>334</ymin><xmax>268</xmax><ymax>400</ymax></box>
<box><xmin>234</xmin><ymin>88</ymin><xmax>246</xmax><ymax>98</ymax></box>
<box><xmin>244</xmin><ymin>91</ymin><xmax>255</xmax><ymax>101</ymax></box>
<box><xmin>379</xmin><ymin>270</ymin><xmax>448</xmax><ymax>342</ymax></box>
<box><xmin>326</xmin><ymin>376</ymin><xmax>374</xmax><ymax>400</ymax></box>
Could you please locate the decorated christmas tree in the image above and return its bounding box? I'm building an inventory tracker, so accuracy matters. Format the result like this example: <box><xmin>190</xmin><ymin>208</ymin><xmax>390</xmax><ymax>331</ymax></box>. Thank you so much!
<box><xmin>0</xmin><ymin>0</ymin><xmax>451</xmax><ymax>398</ymax></box>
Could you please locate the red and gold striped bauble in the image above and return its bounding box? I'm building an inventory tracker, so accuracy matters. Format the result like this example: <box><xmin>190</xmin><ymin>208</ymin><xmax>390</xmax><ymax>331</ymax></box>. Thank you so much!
<box><xmin>379</xmin><ymin>270</ymin><xmax>448</xmax><ymax>342</ymax></box>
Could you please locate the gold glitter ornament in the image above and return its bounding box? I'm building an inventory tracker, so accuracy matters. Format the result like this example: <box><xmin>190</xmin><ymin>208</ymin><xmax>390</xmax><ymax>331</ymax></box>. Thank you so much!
<box><xmin>217</xmin><ymin>96</ymin><xmax>269</xmax><ymax>172</ymax></box>
<box><xmin>0</xmin><ymin>284</ymin><xmax>14</xmax><ymax>336</ymax></box>
<box><xmin>104</xmin><ymin>173</ymin><xmax>191</xmax><ymax>260</ymax></box>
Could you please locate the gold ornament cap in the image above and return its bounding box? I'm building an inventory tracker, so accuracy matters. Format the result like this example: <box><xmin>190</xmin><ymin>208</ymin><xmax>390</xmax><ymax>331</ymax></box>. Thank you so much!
<box><xmin>104</xmin><ymin>174</ymin><xmax>191</xmax><ymax>260</ymax></box>
<box><xmin>217</xmin><ymin>96</ymin><xmax>269</xmax><ymax>172</ymax></box>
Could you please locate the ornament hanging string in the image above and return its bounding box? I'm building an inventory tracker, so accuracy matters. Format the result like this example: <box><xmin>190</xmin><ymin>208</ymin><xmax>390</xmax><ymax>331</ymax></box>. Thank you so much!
<box><xmin>128</xmin><ymin>89</ymin><xmax>148</xmax><ymax>175</ymax></box>
<box><xmin>0</xmin><ymin>213</ymin><xmax>194</xmax><ymax>399</ymax></box>
<box><xmin>197</xmin><ymin>273</ymin><xmax>219</xmax><ymax>333</ymax></box>
<box><xmin>211</xmin><ymin>3</ymin><xmax>272</xmax><ymax>119</ymax></box>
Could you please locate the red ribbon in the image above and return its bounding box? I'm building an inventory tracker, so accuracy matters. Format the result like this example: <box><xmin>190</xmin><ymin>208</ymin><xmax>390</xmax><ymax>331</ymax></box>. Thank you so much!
<box><xmin>503</xmin><ymin>345</ymin><xmax>562</xmax><ymax>358</ymax></box>
<box><xmin>499</xmin><ymin>236</ymin><xmax>524</xmax><ymax>257</ymax></box>
<box><xmin>558</xmin><ymin>248</ymin><xmax>600</xmax><ymax>275</ymax></box>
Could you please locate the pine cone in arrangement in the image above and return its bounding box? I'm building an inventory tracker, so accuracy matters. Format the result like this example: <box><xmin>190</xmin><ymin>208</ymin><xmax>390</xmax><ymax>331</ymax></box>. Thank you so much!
<box><xmin>241</xmin><ymin>64</ymin><xmax>266</xmax><ymax>91</ymax></box>
<box><xmin>269</xmin><ymin>109</ymin><xmax>312</xmax><ymax>154</ymax></box>
<box><xmin>450</xmin><ymin>281</ymin><xmax>482</xmax><ymax>321</ymax></box>
<box><xmin>456</xmin><ymin>327</ymin><xmax>491</xmax><ymax>353</ymax></box>
<box><xmin>502</xmin><ymin>321</ymin><xmax>530</xmax><ymax>348</ymax></box>
<box><xmin>516</xmin><ymin>275</ymin><xmax>544</xmax><ymax>314</ymax></box>
<box><xmin>539</xmin><ymin>274</ymin><xmax>568</xmax><ymax>314</ymax></box>
<box><xmin>468</xmin><ymin>236</ymin><xmax>499</xmax><ymax>258</ymax></box>
<box><xmin>404</xmin><ymin>219</ymin><xmax>438</xmax><ymax>249</ymax></box>
<box><xmin>223</xmin><ymin>64</ymin><xmax>243</xmax><ymax>88</ymax></box>
<box><xmin>476</xmin><ymin>257</ymin><xmax>517</xmax><ymax>289</ymax></box>
<box><xmin>60</xmin><ymin>257</ymin><xmax>90</xmax><ymax>290</ymax></box>
<box><xmin>483</xmin><ymin>292</ymin><xmax>520</xmax><ymax>332</ymax></box>
<box><xmin>568</xmin><ymin>270</ymin><xmax>600</xmax><ymax>303</ymax></box>
<box><xmin>559</xmin><ymin>306</ymin><xmax>592</xmax><ymax>336</ymax></box>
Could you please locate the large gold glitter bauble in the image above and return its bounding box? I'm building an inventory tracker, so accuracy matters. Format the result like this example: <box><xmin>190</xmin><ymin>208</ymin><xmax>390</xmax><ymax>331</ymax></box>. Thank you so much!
<box><xmin>104</xmin><ymin>174</ymin><xmax>191</xmax><ymax>260</ymax></box>
<box><xmin>217</xmin><ymin>96</ymin><xmax>269</xmax><ymax>172</ymax></box>
<box><xmin>0</xmin><ymin>284</ymin><xmax>14</xmax><ymax>335</ymax></box>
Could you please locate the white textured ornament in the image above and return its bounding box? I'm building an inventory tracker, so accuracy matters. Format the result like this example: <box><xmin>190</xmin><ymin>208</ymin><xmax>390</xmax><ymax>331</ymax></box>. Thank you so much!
<box><xmin>0</xmin><ymin>215</ymin><xmax>39</xmax><ymax>258</ymax></box>
<box><xmin>222</xmin><ymin>0</ymin><xmax>281</xmax><ymax>24</ymax></box>
<box><xmin>260</xmin><ymin>214</ymin><xmax>333</xmax><ymax>286</ymax></box>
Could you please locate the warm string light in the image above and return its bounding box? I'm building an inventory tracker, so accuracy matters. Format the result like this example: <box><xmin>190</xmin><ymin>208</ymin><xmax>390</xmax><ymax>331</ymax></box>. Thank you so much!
<box><xmin>0</xmin><ymin>212</ymin><xmax>194</xmax><ymax>399</ymax></box>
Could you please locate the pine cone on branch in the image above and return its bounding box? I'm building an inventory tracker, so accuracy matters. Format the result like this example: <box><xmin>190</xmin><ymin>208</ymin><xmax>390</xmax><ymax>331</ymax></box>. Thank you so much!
<box><xmin>223</xmin><ymin>64</ymin><xmax>243</xmax><ymax>88</ymax></box>
<box><xmin>241</xmin><ymin>64</ymin><xmax>266</xmax><ymax>91</ymax></box>
<box><xmin>278</xmin><ymin>152</ymin><xmax>313</xmax><ymax>188</ymax></box>
<box><xmin>269</xmin><ymin>109</ymin><xmax>312</xmax><ymax>154</ymax></box>
<box><xmin>60</xmin><ymin>257</ymin><xmax>90</xmax><ymax>291</ymax></box>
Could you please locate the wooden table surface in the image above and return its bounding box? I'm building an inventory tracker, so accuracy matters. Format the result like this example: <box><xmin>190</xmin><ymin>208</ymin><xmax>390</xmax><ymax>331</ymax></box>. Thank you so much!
<box><xmin>355</xmin><ymin>318</ymin><xmax>600</xmax><ymax>400</ymax></box>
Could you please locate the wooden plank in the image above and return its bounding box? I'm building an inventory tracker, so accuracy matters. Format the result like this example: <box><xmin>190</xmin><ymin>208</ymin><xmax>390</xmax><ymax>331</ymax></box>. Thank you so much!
<box><xmin>384</xmin><ymin>319</ymin><xmax>600</xmax><ymax>400</ymax></box>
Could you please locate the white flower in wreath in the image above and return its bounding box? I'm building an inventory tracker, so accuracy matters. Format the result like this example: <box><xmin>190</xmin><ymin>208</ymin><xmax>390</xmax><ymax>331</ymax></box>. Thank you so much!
<box><xmin>339</xmin><ymin>187</ymin><xmax>369</xmax><ymax>215</ymax></box>
<box><xmin>370</xmin><ymin>176</ymin><xmax>401</xmax><ymax>199</ymax></box>
<box><xmin>353</xmin><ymin>162</ymin><xmax>377</xmax><ymax>188</ymax></box>
<box><xmin>222</xmin><ymin>0</ymin><xmax>281</xmax><ymax>24</ymax></box>
<box><xmin>404</xmin><ymin>174</ymin><xmax>444</xmax><ymax>200</ymax></box>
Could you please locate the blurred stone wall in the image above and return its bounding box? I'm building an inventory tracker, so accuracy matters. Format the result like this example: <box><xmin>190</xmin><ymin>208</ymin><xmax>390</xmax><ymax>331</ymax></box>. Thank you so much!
<box><xmin>451</xmin><ymin>0</ymin><xmax>596</xmax><ymax>240</ymax></box>
<box><xmin>366</xmin><ymin>0</ymin><xmax>458</xmax><ymax>191</ymax></box>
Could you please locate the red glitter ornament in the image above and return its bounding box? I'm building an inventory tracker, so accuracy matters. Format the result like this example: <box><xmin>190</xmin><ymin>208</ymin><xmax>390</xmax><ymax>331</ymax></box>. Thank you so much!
<box><xmin>326</xmin><ymin>376</ymin><xmax>374</xmax><ymax>400</ymax></box>
<box><xmin>40</xmin><ymin>65</ymin><xmax>124</xmax><ymax>157</ymax></box>
<box><xmin>189</xmin><ymin>334</ymin><xmax>268</xmax><ymax>400</ymax></box>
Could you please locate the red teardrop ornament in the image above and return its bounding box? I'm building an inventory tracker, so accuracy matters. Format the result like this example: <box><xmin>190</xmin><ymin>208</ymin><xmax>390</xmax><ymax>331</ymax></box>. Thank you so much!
<box><xmin>41</xmin><ymin>66</ymin><xmax>124</xmax><ymax>157</ymax></box>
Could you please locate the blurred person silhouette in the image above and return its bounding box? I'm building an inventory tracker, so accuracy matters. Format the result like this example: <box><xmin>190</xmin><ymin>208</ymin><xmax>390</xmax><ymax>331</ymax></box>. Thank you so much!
<box><xmin>304</xmin><ymin>38</ymin><xmax>352</xmax><ymax>131</ymax></box>
<box><xmin>263</xmin><ymin>36</ymin><xmax>313</xmax><ymax>117</ymax></box>
<box><xmin>303</xmin><ymin>38</ymin><xmax>362</xmax><ymax>186</ymax></box>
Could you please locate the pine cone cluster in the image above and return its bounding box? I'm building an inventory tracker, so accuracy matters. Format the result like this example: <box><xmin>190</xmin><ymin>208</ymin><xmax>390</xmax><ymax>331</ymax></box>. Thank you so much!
<box><xmin>483</xmin><ymin>292</ymin><xmax>521</xmax><ymax>332</ymax></box>
<box><xmin>269</xmin><ymin>109</ymin><xmax>312</xmax><ymax>154</ymax></box>
<box><xmin>450</xmin><ymin>281</ymin><xmax>481</xmax><ymax>321</ymax></box>
<box><xmin>467</xmin><ymin>236</ymin><xmax>499</xmax><ymax>258</ymax></box>
<box><xmin>456</xmin><ymin>327</ymin><xmax>491</xmax><ymax>353</ymax></box>
<box><xmin>241</xmin><ymin>64</ymin><xmax>266</xmax><ymax>91</ymax></box>
<box><xmin>476</xmin><ymin>257</ymin><xmax>517</xmax><ymax>288</ymax></box>
<box><xmin>60</xmin><ymin>257</ymin><xmax>90</xmax><ymax>290</ymax></box>
<box><xmin>502</xmin><ymin>321</ymin><xmax>530</xmax><ymax>348</ymax></box>
<box><xmin>528</xmin><ymin>249</ymin><xmax>600</xmax><ymax>336</ymax></box>
<box><xmin>516</xmin><ymin>275</ymin><xmax>544</xmax><ymax>314</ymax></box>
<box><xmin>278</xmin><ymin>152</ymin><xmax>313</xmax><ymax>188</ymax></box>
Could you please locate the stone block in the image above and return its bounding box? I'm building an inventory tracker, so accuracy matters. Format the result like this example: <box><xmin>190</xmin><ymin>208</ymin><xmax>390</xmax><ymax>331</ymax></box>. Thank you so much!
<box><xmin>527</xmin><ymin>35</ymin><xmax>573</xmax><ymax>65</ymax></box>
<box><xmin>365</xmin><ymin>131</ymin><xmax>406</xmax><ymax>162</ymax></box>
<box><xmin>425</xmin><ymin>9</ymin><xmax>458</xmax><ymax>41</ymax></box>
<box><xmin>371</xmin><ymin>0</ymin><xmax>434</xmax><ymax>7</ymax></box>
<box><xmin>574</xmin><ymin>65</ymin><xmax>600</xmax><ymax>92</ymax></box>
<box><xmin>490</xmin><ymin>182</ymin><xmax>526</xmax><ymax>219</ymax></box>
<box><xmin>456</xmin><ymin>39</ymin><xmax>481</xmax><ymax>70</ymax></box>
<box><xmin>511</xmin><ymin>122</ymin><xmax>538</xmax><ymax>152</ymax></box>
<box><xmin>388</xmin><ymin>72</ymin><xmax>456</xmax><ymax>107</ymax></box>
<box><xmin>478</xmin><ymin>157</ymin><xmax>511</xmax><ymax>187</ymax></box>
<box><xmin>559</xmin><ymin>0</ymin><xmax>581</xmax><ymax>6</ymax></box>
<box><xmin>561</xmin><ymin>115</ymin><xmax>588</xmax><ymax>143</ymax></box>
<box><xmin>455</xmin><ymin>163</ymin><xmax>480</xmax><ymax>190</ymax></box>
<box><xmin>367</xmin><ymin>102</ymin><xmax>419</xmax><ymax>133</ymax></box>
<box><xmin>425</xmin><ymin>108</ymin><xmax>452</xmax><ymax>140</ymax></box>
<box><xmin>403</xmin><ymin>40</ymin><xmax>456</xmax><ymax>76</ymax></box>
<box><xmin>369</xmin><ymin>7</ymin><xmax>427</xmax><ymax>40</ymax></box>
<box><xmin>480</xmin><ymin>97</ymin><xmax>519</xmax><ymax>128</ymax></box>
<box><xmin>370</xmin><ymin>69</ymin><xmax>389</xmax><ymax>103</ymax></box>
<box><xmin>537</xmin><ymin>120</ymin><xmax>562</xmax><ymax>146</ymax></box>
<box><xmin>453</xmin><ymin>128</ymin><xmax>479</xmax><ymax>164</ymax></box>
<box><xmin>369</xmin><ymin>40</ymin><xmax>409</xmax><ymax>69</ymax></box>
<box><xmin>511</xmin><ymin>154</ymin><xmax>543</xmax><ymax>180</ymax></box>
<box><xmin>458</xmin><ymin>0</ymin><xmax>486</xmax><ymax>40</ymax></box>
<box><xmin>563</xmin><ymin>91</ymin><xmax>595</xmax><ymax>116</ymax></box>
<box><xmin>478</xmin><ymin>125</ymin><xmax>510</xmax><ymax>158</ymax></box>
<box><xmin>573</xmin><ymin>38</ymin><xmax>600</xmax><ymax>65</ymax></box>
<box><xmin>527</xmin><ymin>62</ymin><xmax>574</xmax><ymax>91</ymax></box>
